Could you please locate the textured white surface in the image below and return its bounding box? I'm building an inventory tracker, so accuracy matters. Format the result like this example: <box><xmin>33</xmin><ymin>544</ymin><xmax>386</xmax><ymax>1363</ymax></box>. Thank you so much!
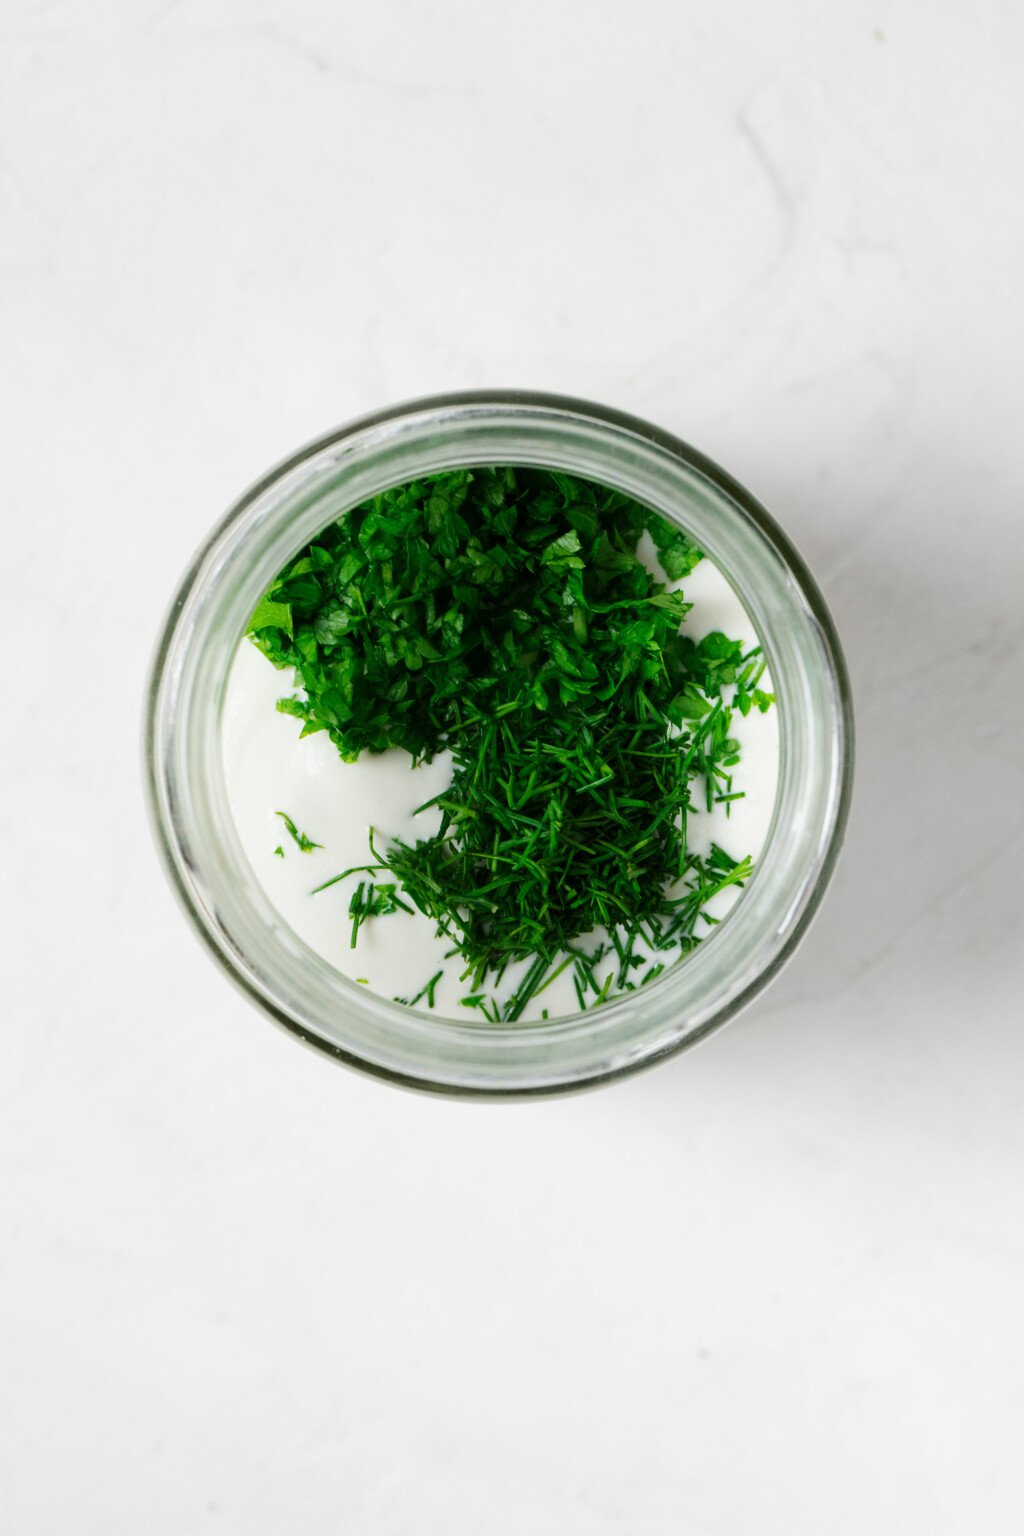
<box><xmin>3</xmin><ymin>2</ymin><xmax>1023</xmax><ymax>1532</ymax></box>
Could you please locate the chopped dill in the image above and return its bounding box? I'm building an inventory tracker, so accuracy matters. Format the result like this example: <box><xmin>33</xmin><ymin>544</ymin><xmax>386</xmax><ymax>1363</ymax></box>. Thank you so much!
<box><xmin>274</xmin><ymin>811</ymin><xmax>322</xmax><ymax>853</ymax></box>
<box><xmin>347</xmin><ymin>880</ymin><xmax>412</xmax><ymax>948</ymax></box>
<box><xmin>398</xmin><ymin>968</ymin><xmax>444</xmax><ymax>1010</ymax></box>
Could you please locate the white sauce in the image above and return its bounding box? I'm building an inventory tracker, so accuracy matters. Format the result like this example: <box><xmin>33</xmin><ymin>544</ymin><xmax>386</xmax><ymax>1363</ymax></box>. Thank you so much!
<box><xmin>221</xmin><ymin>539</ymin><xmax>779</xmax><ymax>1021</ymax></box>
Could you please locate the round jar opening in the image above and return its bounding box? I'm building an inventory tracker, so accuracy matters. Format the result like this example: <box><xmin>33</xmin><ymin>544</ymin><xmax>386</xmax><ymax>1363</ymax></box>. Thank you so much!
<box><xmin>145</xmin><ymin>392</ymin><xmax>852</xmax><ymax>1094</ymax></box>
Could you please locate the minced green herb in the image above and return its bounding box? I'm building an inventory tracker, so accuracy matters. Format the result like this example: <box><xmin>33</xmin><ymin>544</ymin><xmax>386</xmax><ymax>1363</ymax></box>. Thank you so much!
<box><xmin>274</xmin><ymin>810</ymin><xmax>322</xmax><ymax>853</ymax></box>
<box><xmin>249</xmin><ymin>466</ymin><xmax>772</xmax><ymax>1019</ymax></box>
<box><xmin>395</xmin><ymin>968</ymin><xmax>445</xmax><ymax>1010</ymax></box>
<box><xmin>347</xmin><ymin>879</ymin><xmax>413</xmax><ymax>948</ymax></box>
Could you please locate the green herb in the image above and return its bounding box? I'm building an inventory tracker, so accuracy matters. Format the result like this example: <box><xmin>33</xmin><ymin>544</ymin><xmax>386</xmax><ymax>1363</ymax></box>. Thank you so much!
<box><xmin>250</xmin><ymin>467</ymin><xmax>771</xmax><ymax>1015</ymax></box>
<box><xmin>734</xmin><ymin>649</ymin><xmax>776</xmax><ymax>717</ymax></box>
<box><xmin>251</xmin><ymin>595</ymin><xmax>294</xmax><ymax>636</ymax></box>
<box><xmin>347</xmin><ymin>880</ymin><xmax>413</xmax><ymax>948</ymax></box>
<box><xmin>274</xmin><ymin>811</ymin><xmax>322</xmax><ymax>853</ymax></box>
<box><xmin>460</xmin><ymin>992</ymin><xmax>501</xmax><ymax>1022</ymax></box>
<box><xmin>645</xmin><ymin>517</ymin><xmax>703</xmax><ymax>581</ymax></box>
<box><xmin>273</xmin><ymin>845</ymin><xmax>285</xmax><ymax>858</ymax></box>
<box><xmin>397</xmin><ymin>968</ymin><xmax>444</xmax><ymax>1009</ymax></box>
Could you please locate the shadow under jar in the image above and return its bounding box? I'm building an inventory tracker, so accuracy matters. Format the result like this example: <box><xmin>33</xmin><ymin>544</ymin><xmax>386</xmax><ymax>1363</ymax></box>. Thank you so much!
<box><xmin>144</xmin><ymin>391</ymin><xmax>853</xmax><ymax>1095</ymax></box>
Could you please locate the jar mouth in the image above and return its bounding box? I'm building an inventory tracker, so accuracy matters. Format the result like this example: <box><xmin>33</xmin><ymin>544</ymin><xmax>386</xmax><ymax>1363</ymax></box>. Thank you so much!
<box><xmin>144</xmin><ymin>390</ymin><xmax>853</xmax><ymax>1095</ymax></box>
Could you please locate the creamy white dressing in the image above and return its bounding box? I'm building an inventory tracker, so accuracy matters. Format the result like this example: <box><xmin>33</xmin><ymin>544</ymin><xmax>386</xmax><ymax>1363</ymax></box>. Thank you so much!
<box><xmin>221</xmin><ymin>541</ymin><xmax>779</xmax><ymax>1021</ymax></box>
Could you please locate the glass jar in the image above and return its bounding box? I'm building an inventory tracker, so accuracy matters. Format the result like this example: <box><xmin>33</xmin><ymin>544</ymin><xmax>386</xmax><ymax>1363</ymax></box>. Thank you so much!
<box><xmin>144</xmin><ymin>391</ymin><xmax>852</xmax><ymax>1095</ymax></box>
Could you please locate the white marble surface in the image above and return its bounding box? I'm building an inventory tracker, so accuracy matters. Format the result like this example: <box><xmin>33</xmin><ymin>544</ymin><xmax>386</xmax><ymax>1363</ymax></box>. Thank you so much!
<box><xmin>3</xmin><ymin>2</ymin><xmax>1023</xmax><ymax>1531</ymax></box>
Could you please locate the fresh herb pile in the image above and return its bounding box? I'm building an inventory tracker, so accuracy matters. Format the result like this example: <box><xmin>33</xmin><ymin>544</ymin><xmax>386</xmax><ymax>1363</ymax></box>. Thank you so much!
<box><xmin>249</xmin><ymin>467</ymin><xmax>773</xmax><ymax>1020</ymax></box>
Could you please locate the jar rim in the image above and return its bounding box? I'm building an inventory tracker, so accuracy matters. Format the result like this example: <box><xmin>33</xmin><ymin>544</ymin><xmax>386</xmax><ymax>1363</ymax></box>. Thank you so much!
<box><xmin>144</xmin><ymin>390</ymin><xmax>853</xmax><ymax>1095</ymax></box>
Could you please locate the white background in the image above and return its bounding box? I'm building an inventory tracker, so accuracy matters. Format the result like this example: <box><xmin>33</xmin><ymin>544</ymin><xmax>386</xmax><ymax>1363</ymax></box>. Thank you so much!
<box><xmin>3</xmin><ymin>2</ymin><xmax>1024</xmax><ymax>1532</ymax></box>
